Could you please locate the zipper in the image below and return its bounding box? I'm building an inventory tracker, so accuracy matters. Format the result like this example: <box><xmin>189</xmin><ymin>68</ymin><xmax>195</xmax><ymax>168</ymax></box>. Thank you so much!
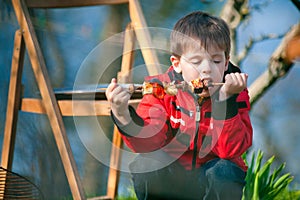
<box><xmin>192</xmin><ymin>103</ymin><xmax>201</xmax><ymax>169</ymax></box>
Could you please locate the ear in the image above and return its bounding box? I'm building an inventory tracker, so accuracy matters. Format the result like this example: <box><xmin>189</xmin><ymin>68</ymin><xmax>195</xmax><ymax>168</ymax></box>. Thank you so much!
<box><xmin>170</xmin><ymin>55</ymin><xmax>182</xmax><ymax>73</ymax></box>
<box><xmin>224</xmin><ymin>57</ymin><xmax>230</xmax><ymax>71</ymax></box>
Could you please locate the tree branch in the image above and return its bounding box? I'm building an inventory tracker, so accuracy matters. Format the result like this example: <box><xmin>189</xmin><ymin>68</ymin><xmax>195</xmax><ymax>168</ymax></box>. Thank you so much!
<box><xmin>237</xmin><ymin>33</ymin><xmax>285</xmax><ymax>63</ymax></box>
<box><xmin>249</xmin><ymin>23</ymin><xmax>300</xmax><ymax>105</ymax></box>
<box><xmin>220</xmin><ymin>0</ymin><xmax>249</xmax><ymax>64</ymax></box>
<box><xmin>249</xmin><ymin>0</ymin><xmax>272</xmax><ymax>12</ymax></box>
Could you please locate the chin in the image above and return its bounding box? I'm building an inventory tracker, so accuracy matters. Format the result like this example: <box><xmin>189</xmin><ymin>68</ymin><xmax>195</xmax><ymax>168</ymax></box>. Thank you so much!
<box><xmin>198</xmin><ymin>91</ymin><xmax>210</xmax><ymax>98</ymax></box>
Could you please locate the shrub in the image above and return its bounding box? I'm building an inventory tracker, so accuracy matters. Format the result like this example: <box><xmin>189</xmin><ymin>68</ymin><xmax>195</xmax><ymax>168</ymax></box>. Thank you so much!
<box><xmin>242</xmin><ymin>150</ymin><xmax>300</xmax><ymax>200</ymax></box>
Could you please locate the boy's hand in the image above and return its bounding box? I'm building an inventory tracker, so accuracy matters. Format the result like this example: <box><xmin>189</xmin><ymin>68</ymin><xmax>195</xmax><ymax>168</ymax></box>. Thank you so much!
<box><xmin>106</xmin><ymin>78</ymin><xmax>131</xmax><ymax>125</ymax></box>
<box><xmin>219</xmin><ymin>73</ymin><xmax>248</xmax><ymax>101</ymax></box>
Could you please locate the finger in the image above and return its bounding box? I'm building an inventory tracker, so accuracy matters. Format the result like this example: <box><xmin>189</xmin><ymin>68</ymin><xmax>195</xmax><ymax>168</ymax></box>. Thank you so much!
<box><xmin>226</xmin><ymin>73</ymin><xmax>238</xmax><ymax>85</ymax></box>
<box><xmin>119</xmin><ymin>89</ymin><xmax>132</xmax><ymax>101</ymax></box>
<box><xmin>241</xmin><ymin>73</ymin><xmax>248</xmax><ymax>79</ymax></box>
<box><xmin>112</xmin><ymin>86</ymin><xmax>131</xmax><ymax>102</ymax></box>
<box><xmin>236</xmin><ymin>73</ymin><xmax>248</xmax><ymax>88</ymax></box>
<box><xmin>234</xmin><ymin>73</ymin><xmax>244</xmax><ymax>86</ymax></box>
<box><xmin>106</xmin><ymin>78</ymin><xmax>118</xmax><ymax>99</ymax></box>
<box><xmin>224</xmin><ymin>74</ymin><xmax>230</xmax><ymax>83</ymax></box>
<box><xmin>106</xmin><ymin>79</ymin><xmax>114</xmax><ymax>93</ymax></box>
<box><xmin>113</xmin><ymin>92</ymin><xmax>130</xmax><ymax>107</ymax></box>
<box><xmin>240</xmin><ymin>73</ymin><xmax>248</xmax><ymax>84</ymax></box>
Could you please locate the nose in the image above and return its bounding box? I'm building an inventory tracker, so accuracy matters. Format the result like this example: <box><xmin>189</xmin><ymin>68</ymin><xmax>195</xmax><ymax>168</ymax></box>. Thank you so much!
<box><xmin>199</xmin><ymin>59</ymin><xmax>211</xmax><ymax>75</ymax></box>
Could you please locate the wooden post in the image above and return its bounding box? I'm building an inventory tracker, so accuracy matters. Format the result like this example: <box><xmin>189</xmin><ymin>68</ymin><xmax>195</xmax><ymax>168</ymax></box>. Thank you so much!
<box><xmin>11</xmin><ymin>0</ymin><xmax>86</xmax><ymax>199</ymax></box>
<box><xmin>106</xmin><ymin>127</ymin><xmax>123</xmax><ymax>199</ymax></box>
<box><xmin>129</xmin><ymin>0</ymin><xmax>162</xmax><ymax>76</ymax></box>
<box><xmin>1</xmin><ymin>29</ymin><xmax>25</xmax><ymax>179</ymax></box>
<box><xmin>106</xmin><ymin>22</ymin><xmax>136</xmax><ymax>199</ymax></box>
<box><xmin>117</xmin><ymin>23</ymin><xmax>136</xmax><ymax>83</ymax></box>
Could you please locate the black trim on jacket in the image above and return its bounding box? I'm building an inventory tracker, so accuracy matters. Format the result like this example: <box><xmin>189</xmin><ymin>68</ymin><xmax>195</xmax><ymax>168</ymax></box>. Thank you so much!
<box><xmin>111</xmin><ymin>106</ymin><xmax>144</xmax><ymax>137</ymax></box>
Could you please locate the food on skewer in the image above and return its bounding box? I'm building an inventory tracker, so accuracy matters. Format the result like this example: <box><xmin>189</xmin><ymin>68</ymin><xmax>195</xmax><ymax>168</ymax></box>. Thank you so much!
<box><xmin>142</xmin><ymin>82</ymin><xmax>165</xmax><ymax>99</ymax></box>
<box><xmin>142</xmin><ymin>78</ymin><xmax>224</xmax><ymax>97</ymax></box>
<box><xmin>190</xmin><ymin>78</ymin><xmax>205</xmax><ymax>89</ymax></box>
<box><xmin>110</xmin><ymin>78</ymin><xmax>224</xmax><ymax>98</ymax></box>
<box><xmin>190</xmin><ymin>79</ymin><xmax>207</xmax><ymax>94</ymax></box>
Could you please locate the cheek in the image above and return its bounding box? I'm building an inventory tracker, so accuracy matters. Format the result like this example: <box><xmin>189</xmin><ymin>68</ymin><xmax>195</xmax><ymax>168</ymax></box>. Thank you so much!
<box><xmin>182</xmin><ymin>68</ymin><xmax>200</xmax><ymax>82</ymax></box>
<box><xmin>212</xmin><ymin>65</ymin><xmax>225</xmax><ymax>81</ymax></box>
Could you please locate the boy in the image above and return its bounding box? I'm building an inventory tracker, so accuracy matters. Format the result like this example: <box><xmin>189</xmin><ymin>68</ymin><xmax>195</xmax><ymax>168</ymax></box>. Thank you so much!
<box><xmin>106</xmin><ymin>11</ymin><xmax>252</xmax><ymax>200</ymax></box>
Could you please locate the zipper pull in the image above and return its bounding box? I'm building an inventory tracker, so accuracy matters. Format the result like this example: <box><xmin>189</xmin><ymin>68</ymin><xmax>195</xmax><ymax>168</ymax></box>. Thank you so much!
<box><xmin>196</xmin><ymin>105</ymin><xmax>200</xmax><ymax>122</ymax></box>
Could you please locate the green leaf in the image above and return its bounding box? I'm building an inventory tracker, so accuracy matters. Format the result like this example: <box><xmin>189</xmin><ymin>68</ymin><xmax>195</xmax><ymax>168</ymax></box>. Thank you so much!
<box><xmin>274</xmin><ymin>173</ymin><xmax>293</xmax><ymax>188</ymax></box>
<box><xmin>253</xmin><ymin>173</ymin><xmax>260</xmax><ymax>200</ymax></box>
<box><xmin>268</xmin><ymin>163</ymin><xmax>285</xmax><ymax>187</ymax></box>
<box><xmin>254</xmin><ymin>151</ymin><xmax>264</xmax><ymax>175</ymax></box>
<box><xmin>258</xmin><ymin>156</ymin><xmax>275</xmax><ymax>194</ymax></box>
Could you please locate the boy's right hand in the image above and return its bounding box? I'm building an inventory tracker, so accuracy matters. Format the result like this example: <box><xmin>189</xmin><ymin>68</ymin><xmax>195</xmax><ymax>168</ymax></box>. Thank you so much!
<box><xmin>106</xmin><ymin>78</ymin><xmax>131</xmax><ymax>125</ymax></box>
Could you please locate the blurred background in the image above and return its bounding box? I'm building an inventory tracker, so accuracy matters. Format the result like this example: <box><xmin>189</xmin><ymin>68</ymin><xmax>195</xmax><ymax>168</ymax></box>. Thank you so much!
<box><xmin>0</xmin><ymin>0</ymin><xmax>299</xmax><ymax>198</ymax></box>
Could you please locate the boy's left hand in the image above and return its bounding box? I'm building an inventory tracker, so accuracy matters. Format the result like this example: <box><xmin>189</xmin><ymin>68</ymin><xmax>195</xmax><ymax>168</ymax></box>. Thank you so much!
<box><xmin>219</xmin><ymin>73</ymin><xmax>248</xmax><ymax>101</ymax></box>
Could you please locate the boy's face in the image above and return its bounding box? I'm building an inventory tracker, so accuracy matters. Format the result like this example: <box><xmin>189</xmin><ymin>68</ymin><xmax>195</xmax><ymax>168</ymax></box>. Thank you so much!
<box><xmin>171</xmin><ymin>45</ymin><xmax>229</xmax><ymax>97</ymax></box>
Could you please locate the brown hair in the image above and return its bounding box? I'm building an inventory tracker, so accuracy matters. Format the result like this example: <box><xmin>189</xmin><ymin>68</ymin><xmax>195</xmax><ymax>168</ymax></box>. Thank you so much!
<box><xmin>170</xmin><ymin>11</ymin><xmax>230</xmax><ymax>59</ymax></box>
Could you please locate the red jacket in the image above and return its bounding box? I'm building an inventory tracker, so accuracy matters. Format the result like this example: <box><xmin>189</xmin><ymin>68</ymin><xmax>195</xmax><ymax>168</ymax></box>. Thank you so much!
<box><xmin>115</xmin><ymin>63</ymin><xmax>253</xmax><ymax>171</ymax></box>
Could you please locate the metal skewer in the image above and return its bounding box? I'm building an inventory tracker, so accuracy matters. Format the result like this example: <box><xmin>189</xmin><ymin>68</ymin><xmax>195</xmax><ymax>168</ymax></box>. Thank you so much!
<box><xmin>53</xmin><ymin>81</ymin><xmax>224</xmax><ymax>100</ymax></box>
<box><xmin>113</xmin><ymin>81</ymin><xmax>224</xmax><ymax>95</ymax></box>
<box><xmin>105</xmin><ymin>81</ymin><xmax>225</xmax><ymax>95</ymax></box>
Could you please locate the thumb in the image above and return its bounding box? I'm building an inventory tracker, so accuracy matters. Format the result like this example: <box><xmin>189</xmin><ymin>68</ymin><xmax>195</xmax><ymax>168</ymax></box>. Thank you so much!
<box><xmin>111</xmin><ymin>78</ymin><xmax>117</xmax><ymax>84</ymax></box>
<box><xmin>242</xmin><ymin>73</ymin><xmax>248</xmax><ymax>82</ymax></box>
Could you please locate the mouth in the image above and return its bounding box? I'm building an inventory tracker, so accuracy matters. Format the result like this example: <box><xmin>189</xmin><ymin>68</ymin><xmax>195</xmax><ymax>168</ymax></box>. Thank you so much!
<box><xmin>190</xmin><ymin>78</ymin><xmax>212</xmax><ymax>94</ymax></box>
<box><xmin>202</xmin><ymin>78</ymin><xmax>213</xmax><ymax>87</ymax></box>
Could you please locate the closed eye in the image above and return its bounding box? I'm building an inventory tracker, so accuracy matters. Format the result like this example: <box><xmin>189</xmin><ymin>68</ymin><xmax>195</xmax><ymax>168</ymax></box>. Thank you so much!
<box><xmin>191</xmin><ymin>61</ymin><xmax>201</xmax><ymax>65</ymax></box>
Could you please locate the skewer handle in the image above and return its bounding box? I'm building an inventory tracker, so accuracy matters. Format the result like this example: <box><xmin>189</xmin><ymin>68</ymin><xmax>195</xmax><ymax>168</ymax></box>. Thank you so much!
<box><xmin>209</xmin><ymin>82</ymin><xmax>224</xmax><ymax>86</ymax></box>
<box><xmin>96</xmin><ymin>83</ymin><xmax>143</xmax><ymax>93</ymax></box>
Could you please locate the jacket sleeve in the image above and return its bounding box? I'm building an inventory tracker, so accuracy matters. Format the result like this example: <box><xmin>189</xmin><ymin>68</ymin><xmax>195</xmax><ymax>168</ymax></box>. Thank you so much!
<box><xmin>209</xmin><ymin>89</ymin><xmax>253</xmax><ymax>159</ymax></box>
<box><xmin>112</xmin><ymin>94</ymin><xmax>173</xmax><ymax>153</ymax></box>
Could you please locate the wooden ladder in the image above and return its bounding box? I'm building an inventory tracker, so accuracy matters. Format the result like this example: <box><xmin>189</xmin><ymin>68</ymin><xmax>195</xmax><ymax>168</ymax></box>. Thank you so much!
<box><xmin>1</xmin><ymin>0</ymin><xmax>162</xmax><ymax>199</ymax></box>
